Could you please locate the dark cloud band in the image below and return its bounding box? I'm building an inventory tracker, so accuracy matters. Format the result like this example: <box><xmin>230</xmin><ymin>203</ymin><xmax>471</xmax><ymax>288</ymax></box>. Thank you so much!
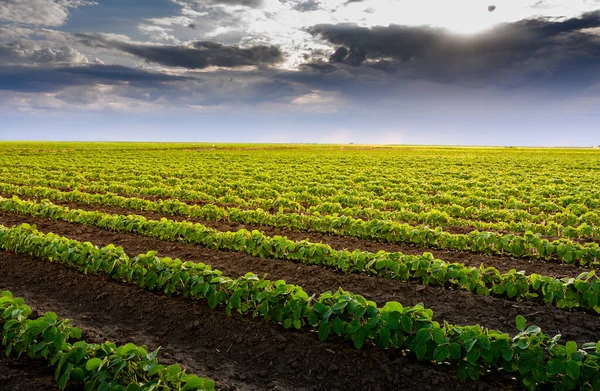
<box><xmin>76</xmin><ymin>34</ymin><xmax>284</xmax><ymax>69</ymax></box>
<box><xmin>307</xmin><ymin>11</ymin><xmax>600</xmax><ymax>85</ymax></box>
<box><xmin>0</xmin><ymin>64</ymin><xmax>186</xmax><ymax>93</ymax></box>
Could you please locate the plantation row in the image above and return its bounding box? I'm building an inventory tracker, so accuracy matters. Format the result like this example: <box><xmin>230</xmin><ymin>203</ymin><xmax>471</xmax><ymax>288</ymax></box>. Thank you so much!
<box><xmin>2</xmin><ymin>196</ymin><xmax>600</xmax><ymax>315</ymax></box>
<box><xmin>2</xmin><ymin>223</ymin><xmax>600</xmax><ymax>390</ymax></box>
<box><xmin>3</xmin><ymin>169</ymin><xmax>600</xmax><ymax>228</ymax></box>
<box><xmin>1</xmin><ymin>145</ymin><xmax>599</xmax><ymax>220</ymax></box>
<box><xmin>0</xmin><ymin>290</ymin><xmax>215</xmax><ymax>390</ymax></box>
<box><xmin>2</xmin><ymin>194</ymin><xmax>598</xmax><ymax>266</ymax></box>
<box><xmin>2</xmin><ymin>181</ymin><xmax>599</xmax><ymax>241</ymax></box>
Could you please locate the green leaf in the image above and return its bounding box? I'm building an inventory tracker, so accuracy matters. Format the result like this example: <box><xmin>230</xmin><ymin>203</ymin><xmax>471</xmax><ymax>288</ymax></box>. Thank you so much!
<box><xmin>501</xmin><ymin>348</ymin><xmax>514</xmax><ymax>362</ymax></box>
<box><xmin>332</xmin><ymin>318</ymin><xmax>345</xmax><ymax>335</ymax></box>
<box><xmin>312</xmin><ymin>302</ymin><xmax>328</xmax><ymax>314</ymax></box>
<box><xmin>71</xmin><ymin>367</ymin><xmax>85</xmax><ymax>383</ymax></box>
<box><xmin>318</xmin><ymin>322</ymin><xmax>331</xmax><ymax>341</ymax></box>
<box><xmin>414</xmin><ymin>343</ymin><xmax>428</xmax><ymax>361</ymax></box>
<box><xmin>518</xmin><ymin>352</ymin><xmax>537</xmax><ymax>374</ymax></box>
<box><xmin>515</xmin><ymin>315</ymin><xmax>527</xmax><ymax>331</ymax></box>
<box><xmin>565</xmin><ymin>341</ymin><xmax>577</xmax><ymax>356</ymax></box>
<box><xmin>345</xmin><ymin>319</ymin><xmax>361</xmax><ymax>334</ymax></box>
<box><xmin>448</xmin><ymin>343</ymin><xmax>461</xmax><ymax>360</ymax></box>
<box><xmin>57</xmin><ymin>363</ymin><xmax>73</xmax><ymax>389</ymax></box>
<box><xmin>466</xmin><ymin>346</ymin><xmax>480</xmax><ymax>364</ymax></box>
<box><xmin>546</xmin><ymin>359</ymin><xmax>566</xmax><ymax>375</ymax></box>
<box><xmin>565</xmin><ymin>360</ymin><xmax>581</xmax><ymax>380</ymax></box>
<box><xmin>401</xmin><ymin>315</ymin><xmax>413</xmax><ymax>333</ymax></box>
<box><xmin>415</xmin><ymin>328</ymin><xmax>431</xmax><ymax>344</ymax></box>
<box><xmin>381</xmin><ymin>302</ymin><xmax>403</xmax><ymax>313</ymax></box>
<box><xmin>307</xmin><ymin>310</ymin><xmax>318</xmax><ymax>326</ymax></box>
<box><xmin>432</xmin><ymin>328</ymin><xmax>446</xmax><ymax>345</ymax></box>
<box><xmin>352</xmin><ymin>328</ymin><xmax>367</xmax><ymax>349</ymax></box>
<box><xmin>476</xmin><ymin>335</ymin><xmax>490</xmax><ymax>350</ymax></box>
<box><xmin>467</xmin><ymin>364</ymin><xmax>480</xmax><ymax>381</ymax></box>
<box><xmin>85</xmin><ymin>358</ymin><xmax>103</xmax><ymax>371</ymax></box>
<box><xmin>464</xmin><ymin>338</ymin><xmax>477</xmax><ymax>353</ymax></box>
<box><xmin>433</xmin><ymin>345</ymin><xmax>449</xmax><ymax>362</ymax></box>
<box><xmin>167</xmin><ymin>364</ymin><xmax>181</xmax><ymax>378</ymax></box>
<box><xmin>457</xmin><ymin>363</ymin><xmax>468</xmax><ymax>381</ymax></box>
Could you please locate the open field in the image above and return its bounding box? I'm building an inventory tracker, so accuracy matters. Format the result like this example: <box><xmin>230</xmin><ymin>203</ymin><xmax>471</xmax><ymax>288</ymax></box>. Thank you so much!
<box><xmin>1</xmin><ymin>142</ymin><xmax>600</xmax><ymax>390</ymax></box>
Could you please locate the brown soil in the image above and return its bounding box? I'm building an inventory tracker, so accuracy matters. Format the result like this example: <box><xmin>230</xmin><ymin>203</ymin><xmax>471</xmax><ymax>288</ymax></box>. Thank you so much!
<box><xmin>0</xmin><ymin>212</ymin><xmax>599</xmax><ymax>346</ymax></box>
<box><xmin>21</xmin><ymin>199</ymin><xmax>595</xmax><ymax>278</ymax></box>
<box><xmin>0</xmin><ymin>252</ymin><xmax>520</xmax><ymax>391</ymax></box>
<box><xmin>0</xmin><ymin>354</ymin><xmax>66</xmax><ymax>391</ymax></box>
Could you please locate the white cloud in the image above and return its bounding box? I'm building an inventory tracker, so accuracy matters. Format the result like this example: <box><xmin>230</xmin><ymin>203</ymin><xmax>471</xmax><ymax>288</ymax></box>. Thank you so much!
<box><xmin>146</xmin><ymin>15</ymin><xmax>196</xmax><ymax>27</ymax></box>
<box><xmin>138</xmin><ymin>25</ymin><xmax>179</xmax><ymax>43</ymax></box>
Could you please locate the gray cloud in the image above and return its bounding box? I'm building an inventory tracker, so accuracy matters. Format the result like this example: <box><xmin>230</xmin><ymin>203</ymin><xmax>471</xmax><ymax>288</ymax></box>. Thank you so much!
<box><xmin>343</xmin><ymin>0</ymin><xmax>365</xmax><ymax>5</ymax></box>
<box><xmin>0</xmin><ymin>61</ymin><xmax>313</xmax><ymax>111</ymax></box>
<box><xmin>308</xmin><ymin>11</ymin><xmax>600</xmax><ymax>86</ymax></box>
<box><xmin>292</xmin><ymin>0</ymin><xmax>320</xmax><ymax>12</ymax></box>
<box><xmin>176</xmin><ymin>0</ymin><xmax>262</xmax><ymax>8</ymax></box>
<box><xmin>211</xmin><ymin>0</ymin><xmax>262</xmax><ymax>6</ymax></box>
<box><xmin>0</xmin><ymin>42</ymin><xmax>90</xmax><ymax>65</ymax></box>
<box><xmin>488</xmin><ymin>5</ymin><xmax>496</xmax><ymax>12</ymax></box>
<box><xmin>76</xmin><ymin>34</ymin><xmax>284</xmax><ymax>69</ymax></box>
<box><xmin>0</xmin><ymin>0</ymin><xmax>96</xmax><ymax>27</ymax></box>
<box><xmin>0</xmin><ymin>64</ymin><xmax>186</xmax><ymax>93</ymax></box>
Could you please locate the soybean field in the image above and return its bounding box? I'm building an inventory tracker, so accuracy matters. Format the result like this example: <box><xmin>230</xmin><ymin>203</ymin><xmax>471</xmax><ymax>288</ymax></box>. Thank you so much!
<box><xmin>1</xmin><ymin>142</ymin><xmax>600</xmax><ymax>391</ymax></box>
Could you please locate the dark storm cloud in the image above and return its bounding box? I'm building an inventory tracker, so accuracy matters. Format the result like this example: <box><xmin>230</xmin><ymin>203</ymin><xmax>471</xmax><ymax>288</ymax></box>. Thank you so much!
<box><xmin>0</xmin><ymin>64</ymin><xmax>185</xmax><ymax>93</ymax></box>
<box><xmin>76</xmin><ymin>34</ymin><xmax>284</xmax><ymax>69</ymax></box>
<box><xmin>308</xmin><ymin>11</ymin><xmax>600</xmax><ymax>85</ymax></box>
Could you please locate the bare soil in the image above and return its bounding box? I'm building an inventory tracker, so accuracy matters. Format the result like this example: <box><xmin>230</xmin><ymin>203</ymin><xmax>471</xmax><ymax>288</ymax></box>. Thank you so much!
<box><xmin>0</xmin><ymin>354</ymin><xmax>66</xmax><ymax>391</ymax></box>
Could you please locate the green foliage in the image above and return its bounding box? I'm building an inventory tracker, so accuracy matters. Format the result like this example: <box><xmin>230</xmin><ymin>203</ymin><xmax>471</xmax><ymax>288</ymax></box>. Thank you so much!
<box><xmin>1</xmin><ymin>197</ymin><xmax>599</xmax><ymax>315</ymax></box>
<box><xmin>2</xmin><ymin>224</ymin><xmax>600</xmax><ymax>390</ymax></box>
<box><xmin>0</xmin><ymin>291</ymin><xmax>215</xmax><ymax>391</ymax></box>
<box><xmin>1</xmin><ymin>183</ymin><xmax>599</xmax><ymax>264</ymax></box>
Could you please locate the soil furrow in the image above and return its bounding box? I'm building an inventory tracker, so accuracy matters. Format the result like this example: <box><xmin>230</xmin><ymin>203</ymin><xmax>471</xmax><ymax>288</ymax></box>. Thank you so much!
<box><xmin>0</xmin><ymin>252</ymin><xmax>519</xmax><ymax>391</ymax></box>
<box><xmin>0</xmin><ymin>354</ymin><xmax>65</xmax><ymax>391</ymax></box>
<box><xmin>0</xmin><ymin>212</ymin><xmax>598</xmax><ymax>345</ymax></box>
<box><xmin>15</xmin><ymin>199</ymin><xmax>595</xmax><ymax>278</ymax></box>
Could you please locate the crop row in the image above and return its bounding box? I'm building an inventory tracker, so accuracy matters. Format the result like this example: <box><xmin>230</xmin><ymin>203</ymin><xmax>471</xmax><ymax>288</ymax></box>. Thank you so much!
<box><xmin>1</xmin><ymin>196</ymin><xmax>600</xmax><ymax>315</ymax></box>
<box><xmin>4</xmin><ymin>169</ymin><xmax>600</xmax><ymax>233</ymax></box>
<box><xmin>2</xmin><ymin>193</ymin><xmax>599</xmax><ymax>267</ymax></box>
<box><xmin>1</xmin><ymin>222</ymin><xmax>599</xmax><ymax>390</ymax></box>
<box><xmin>0</xmin><ymin>290</ymin><xmax>215</xmax><ymax>390</ymax></box>
<box><xmin>3</xmin><ymin>181</ymin><xmax>598</xmax><ymax>240</ymax></box>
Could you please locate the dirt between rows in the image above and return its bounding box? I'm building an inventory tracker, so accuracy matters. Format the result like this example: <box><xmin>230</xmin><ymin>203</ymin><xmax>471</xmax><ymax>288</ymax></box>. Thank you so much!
<box><xmin>0</xmin><ymin>353</ymin><xmax>68</xmax><ymax>391</ymax></box>
<box><xmin>0</xmin><ymin>212</ymin><xmax>599</xmax><ymax>347</ymax></box>
<box><xmin>0</xmin><ymin>252</ymin><xmax>520</xmax><ymax>391</ymax></box>
<box><xmin>26</xmin><ymin>199</ymin><xmax>595</xmax><ymax>278</ymax></box>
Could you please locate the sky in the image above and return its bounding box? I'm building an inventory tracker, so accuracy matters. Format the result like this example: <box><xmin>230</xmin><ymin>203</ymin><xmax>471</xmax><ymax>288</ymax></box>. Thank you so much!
<box><xmin>1</xmin><ymin>0</ymin><xmax>600</xmax><ymax>145</ymax></box>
